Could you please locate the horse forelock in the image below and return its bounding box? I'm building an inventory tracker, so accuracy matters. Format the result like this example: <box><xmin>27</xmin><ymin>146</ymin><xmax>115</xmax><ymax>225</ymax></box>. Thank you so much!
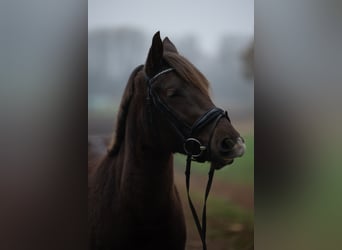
<box><xmin>108</xmin><ymin>65</ymin><xmax>144</xmax><ymax>155</ymax></box>
<box><xmin>163</xmin><ymin>52</ymin><xmax>210</xmax><ymax>96</ymax></box>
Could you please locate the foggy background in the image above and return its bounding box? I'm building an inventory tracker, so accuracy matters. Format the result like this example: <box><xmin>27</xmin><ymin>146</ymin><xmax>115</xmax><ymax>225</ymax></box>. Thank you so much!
<box><xmin>88</xmin><ymin>0</ymin><xmax>254</xmax><ymax>136</ymax></box>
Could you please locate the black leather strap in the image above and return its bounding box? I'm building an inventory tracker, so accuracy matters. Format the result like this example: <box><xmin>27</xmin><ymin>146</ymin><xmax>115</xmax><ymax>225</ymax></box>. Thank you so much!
<box><xmin>185</xmin><ymin>155</ymin><xmax>215</xmax><ymax>250</ymax></box>
<box><xmin>184</xmin><ymin>107</ymin><xmax>224</xmax><ymax>250</ymax></box>
<box><xmin>191</xmin><ymin>108</ymin><xmax>225</xmax><ymax>136</ymax></box>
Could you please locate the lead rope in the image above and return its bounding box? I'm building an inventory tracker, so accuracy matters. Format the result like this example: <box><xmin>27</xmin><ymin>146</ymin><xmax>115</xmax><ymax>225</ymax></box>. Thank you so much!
<box><xmin>185</xmin><ymin>155</ymin><xmax>215</xmax><ymax>250</ymax></box>
<box><xmin>185</xmin><ymin>112</ymin><xmax>224</xmax><ymax>250</ymax></box>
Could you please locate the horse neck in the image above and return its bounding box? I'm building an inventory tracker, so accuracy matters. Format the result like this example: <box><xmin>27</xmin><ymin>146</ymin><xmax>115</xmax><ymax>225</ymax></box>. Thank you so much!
<box><xmin>118</xmin><ymin>112</ymin><xmax>175</xmax><ymax>203</ymax></box>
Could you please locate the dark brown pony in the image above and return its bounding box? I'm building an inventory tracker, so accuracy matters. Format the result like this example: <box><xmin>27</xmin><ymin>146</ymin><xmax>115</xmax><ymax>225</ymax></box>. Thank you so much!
<box><xmin>88</xmin><ymin>32</ymin><xmax>245</xmax><ymax>250</ymax></box>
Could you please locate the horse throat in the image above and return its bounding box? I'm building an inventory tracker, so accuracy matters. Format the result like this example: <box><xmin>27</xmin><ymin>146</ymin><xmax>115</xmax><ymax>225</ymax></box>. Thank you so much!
<box><xmin>119</xmin><ymin>115</ymin><xmax>176</xmax><ymax>206</ymax></box>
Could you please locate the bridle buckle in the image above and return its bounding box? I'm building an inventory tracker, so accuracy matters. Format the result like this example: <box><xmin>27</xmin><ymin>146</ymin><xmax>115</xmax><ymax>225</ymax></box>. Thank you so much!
<box><xmin>184</xmin><ymin>138</ymin><xmax>206</xmax><ymax>158</ymax></box>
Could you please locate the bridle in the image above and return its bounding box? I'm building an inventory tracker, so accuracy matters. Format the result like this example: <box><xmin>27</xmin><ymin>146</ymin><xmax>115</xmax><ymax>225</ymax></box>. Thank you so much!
<box><xmin>146</xmin><ymin>68</ymin><xmax>230</xmax><ymax>160</ymax></box>
<box><xmin>146</xmin><ymin>68</ymin><xmax>231</xmax><ymax>250</ymax></box>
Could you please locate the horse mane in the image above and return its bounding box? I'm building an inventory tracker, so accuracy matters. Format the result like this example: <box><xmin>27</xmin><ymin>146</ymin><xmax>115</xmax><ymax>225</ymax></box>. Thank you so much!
<box><xmin>108</xmin><ymin>65</ymin><xmax>144</xmax><ymax>156</ymax></box>
<box><xmin>163</xmin><ymin>51</ymin><xmax>210</xmax><ymax>96</ymax></box>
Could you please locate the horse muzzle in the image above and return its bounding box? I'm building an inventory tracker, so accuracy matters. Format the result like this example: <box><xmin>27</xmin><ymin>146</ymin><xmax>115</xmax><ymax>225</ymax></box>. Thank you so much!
<box><xmin>210</xmin><ymin>137</ymin><xmax>246</xmax><ymax>168</ymax></box>
<box><xmin>219</xmin><ymin>137</ymin><xmax>246</xmax><ymax>158</ymax></box>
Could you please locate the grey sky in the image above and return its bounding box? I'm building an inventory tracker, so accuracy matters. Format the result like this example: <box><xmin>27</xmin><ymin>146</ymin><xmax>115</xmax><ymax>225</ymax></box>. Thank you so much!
<box><xmin>89</xmin><ymin>0</ymin><xmax>254</xmax><ymax>53</ymax></box>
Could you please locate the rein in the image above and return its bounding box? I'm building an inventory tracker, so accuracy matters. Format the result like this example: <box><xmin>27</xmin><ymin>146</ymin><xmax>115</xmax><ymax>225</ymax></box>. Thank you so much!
<box><xmin>146</xmin><ymin>68</ymin><xmax>230</xmax><ymax>250</ymax></box>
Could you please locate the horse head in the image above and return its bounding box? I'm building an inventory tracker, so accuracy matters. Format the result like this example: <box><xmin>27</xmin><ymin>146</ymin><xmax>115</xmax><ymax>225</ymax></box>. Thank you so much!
<box><xmin>141</xmin><ymin>31</ymin><xmax>245</xmax><ymax>169</ymax></box>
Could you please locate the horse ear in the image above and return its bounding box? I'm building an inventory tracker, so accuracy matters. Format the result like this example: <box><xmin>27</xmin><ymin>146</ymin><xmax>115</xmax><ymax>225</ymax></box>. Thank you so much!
<box><xmin>145</xmin><ymin>31</ymin><xmax>164</xmax><ymax>78</ymax></box>
<box><xmin>163</xmin><ymin>37</ymin><xmax>178</xmax><ymax>53</ymax></box>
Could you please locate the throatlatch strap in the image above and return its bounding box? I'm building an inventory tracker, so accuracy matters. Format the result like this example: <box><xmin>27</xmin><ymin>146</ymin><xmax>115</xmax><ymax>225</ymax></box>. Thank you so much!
<box><xmin>185</xmin><ymin>155</ymin><xmax>215</xmax><ymax>250</ymax></box>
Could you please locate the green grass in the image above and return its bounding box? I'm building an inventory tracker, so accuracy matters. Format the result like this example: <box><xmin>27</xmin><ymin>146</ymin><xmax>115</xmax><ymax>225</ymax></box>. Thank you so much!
<box><xmin>207</xmin><ymin>195</ymin><xmax>254</xmax><ymax>224</ymax></box>
<box><xmin>174</xmin><ymin>135</ymin><xmax>254</xmax><ymax>185</ymax></box>
<box><xmin>189</xmin><ymin>191</ymin><xmax>254</xmax><ymax>223</ymax></box>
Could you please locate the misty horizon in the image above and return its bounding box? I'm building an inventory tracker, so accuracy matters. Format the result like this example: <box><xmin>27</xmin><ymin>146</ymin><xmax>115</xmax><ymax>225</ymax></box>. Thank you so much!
<box><xmin>88</xmin><ymin>0</ymin><xmax>253</xmax><ymax>54</ymax></box>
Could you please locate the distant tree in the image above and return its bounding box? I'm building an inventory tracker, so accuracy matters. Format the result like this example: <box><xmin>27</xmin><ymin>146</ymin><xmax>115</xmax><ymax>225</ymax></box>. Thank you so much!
<box><xmin>176</xmin><ymin>35</ymin><xmax>204</xmax><ymax>64</ymax></box>
<box><xmin>242</xmin><ymin>41</ymin><xmax>254</xmax><ymax>79</ymax></box>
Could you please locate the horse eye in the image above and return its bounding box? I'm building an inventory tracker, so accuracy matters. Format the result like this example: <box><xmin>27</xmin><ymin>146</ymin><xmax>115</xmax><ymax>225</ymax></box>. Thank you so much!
<box><xmin>166</xmin><ymin>88</ymin><xmax>178</xmax><ymax>97</ymax></box>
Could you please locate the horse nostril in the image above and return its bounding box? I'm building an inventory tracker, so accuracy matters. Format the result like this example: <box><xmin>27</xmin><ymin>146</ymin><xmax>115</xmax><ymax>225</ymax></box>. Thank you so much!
<box><xmin>220</xmin><ymin>138</ymin><xmax>235</xmax><ymax>152</ymax></box>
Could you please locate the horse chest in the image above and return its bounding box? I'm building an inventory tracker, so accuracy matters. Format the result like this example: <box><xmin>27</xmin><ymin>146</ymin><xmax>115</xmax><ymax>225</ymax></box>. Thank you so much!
<box><xmin>114</xmin><ymin>210</ymin><xmax>186</xmax><ymax>250</ymax></box>
<box><xmin>110</xmin><ymin>186</ymin><xmax>186</xmax><ymax>250</ymax></box>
